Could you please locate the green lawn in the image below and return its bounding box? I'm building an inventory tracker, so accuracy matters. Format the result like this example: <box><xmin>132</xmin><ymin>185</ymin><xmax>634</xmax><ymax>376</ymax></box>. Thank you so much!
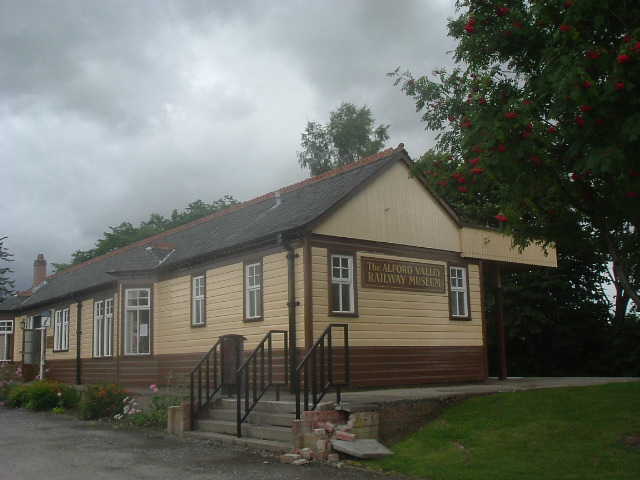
<box><xmin>368</xmin><ymin>382</ymin><xmax>640</xmax><ymax>480</ymax></box>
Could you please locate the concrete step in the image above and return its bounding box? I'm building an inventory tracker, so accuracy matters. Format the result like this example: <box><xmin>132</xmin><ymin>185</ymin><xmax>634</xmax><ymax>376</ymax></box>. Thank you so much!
<box><xmin>207</xmin><ymin>408</ymin><xmax>295</xmax><ymax>428</ymax></box>
<box><xmin>218</xmin><ymin>397</ymin><xmax>298</xmax><ymax>414</ymax></box>
<box><xmin>182</xmin><ymin>430</ymin><xmax>292</xmax><ymax>455</ymax></box>
<box><xmin>197</xmin><ymin>419</ymin><xmax>293</xmax><ymax>444</ymax></box>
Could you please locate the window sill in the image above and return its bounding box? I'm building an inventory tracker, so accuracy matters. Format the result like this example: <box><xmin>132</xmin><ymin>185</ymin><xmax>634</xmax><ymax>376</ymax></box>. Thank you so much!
<box><xmin>329</xmin><ymin>312</ymin><xmax>359</xmax><ymax>318</ymax></box>
<box><xmin>243</xmin><ymin>317</ymin><xmax>264</xmax><ymax>323</ymax></box>
<box><xmin>190</xmin><ymin>323</ymin><xmax>207</xmax><ymax>329</ymax></box>
<box><xmin>450</xmin><ymin>316</ymin><xmax>472</xmax><ymax>321</ymax></box>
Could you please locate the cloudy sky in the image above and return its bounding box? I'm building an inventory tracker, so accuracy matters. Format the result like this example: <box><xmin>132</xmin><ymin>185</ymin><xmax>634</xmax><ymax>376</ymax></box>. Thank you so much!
<box><xmin>1</xmin><ymin>0</ymin><xmax>459</xmax><ymax>292</ymax></box>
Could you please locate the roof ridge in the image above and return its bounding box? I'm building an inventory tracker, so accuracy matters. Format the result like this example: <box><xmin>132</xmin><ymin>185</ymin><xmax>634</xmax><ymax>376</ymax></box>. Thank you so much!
<box><xmin>45</xmin><ymin>144</ymin><xmax>406</xmax><ymax>280</ymax></box>
<box><xmin>280</xmin><ymin>144</ymin><xmax>404</xmax><ymax>194</ymax></box>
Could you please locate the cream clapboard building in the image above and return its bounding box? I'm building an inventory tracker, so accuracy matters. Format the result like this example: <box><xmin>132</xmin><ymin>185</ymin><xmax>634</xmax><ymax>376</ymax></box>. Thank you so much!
<box><xmin>2</xmin><ymin>146</ymin><xmax>556</xmax><ymax>388</ymax></box>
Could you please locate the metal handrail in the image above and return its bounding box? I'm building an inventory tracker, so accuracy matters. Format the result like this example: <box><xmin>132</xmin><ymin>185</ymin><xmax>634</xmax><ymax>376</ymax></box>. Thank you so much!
<box><xmin>294</xmin><ymin>324</ymin><xmax>349</xmax><ymax>419</ymax></box>
<box><xmin>235</xmin><ymin>330</ymin><xmax>289</xmax><ymax>437</ymax></box>
<box><xmin>189</xmin><ymin>337</ymin><xmax>225</xmax><ymax>429</ymax></box>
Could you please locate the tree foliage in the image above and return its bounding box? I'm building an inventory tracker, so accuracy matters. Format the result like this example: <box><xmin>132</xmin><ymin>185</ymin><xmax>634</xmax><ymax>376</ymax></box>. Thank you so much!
<box><xmin>297</xmin><ymin>102</ymin><xmax>390</xmax><ymax>176</ymax></box>
<box><xmin>0</xmin><ymin>237</ymin><xmax>15</xmax><ymax>301</ymax></box>
<box><xmin>52</xmin><ymin>196</ymin><xmax>238</xmax><ymax>272</ymax></box>
<box><xmin>390</xmin><ymin>0</ymin><xmax>640</xmax><ymax>306</ymax></box>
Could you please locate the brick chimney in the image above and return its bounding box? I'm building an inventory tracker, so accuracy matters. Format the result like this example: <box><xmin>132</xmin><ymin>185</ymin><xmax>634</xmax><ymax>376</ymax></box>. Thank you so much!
<box><xmin>33</xmin><ymin>254</ymin><xmax>47</xmax><ymax>289</ymax></box>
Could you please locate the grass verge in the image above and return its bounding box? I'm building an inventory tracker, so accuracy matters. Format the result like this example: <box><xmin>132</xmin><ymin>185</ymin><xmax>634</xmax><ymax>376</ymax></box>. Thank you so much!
<box><xmin>368</xmin><ymin>382</ymin><xmax>640</xmax><ymax>480</ymax></box>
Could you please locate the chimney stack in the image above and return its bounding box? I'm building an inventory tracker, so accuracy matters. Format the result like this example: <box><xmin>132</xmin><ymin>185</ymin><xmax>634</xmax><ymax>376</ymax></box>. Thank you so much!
<box><xmin>33</xmin><ymin>254</ymin><xmax>47</xmax><ymax>289</ymax></box>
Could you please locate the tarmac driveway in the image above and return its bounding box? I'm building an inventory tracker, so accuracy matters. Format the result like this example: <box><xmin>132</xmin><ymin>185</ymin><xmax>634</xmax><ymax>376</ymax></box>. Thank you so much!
<box><xmin>0</xmin><ymin>408</ymin><xmax>394</xmax><ymax>480</ymax></box>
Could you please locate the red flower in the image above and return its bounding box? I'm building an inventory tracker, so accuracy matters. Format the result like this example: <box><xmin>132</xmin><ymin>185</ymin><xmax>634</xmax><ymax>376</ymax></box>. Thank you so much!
<box><xmin>496</xmin><ymin>144</ymin><xmax>508</xmax><ymax>153</ymax></box>
<box><xmin>471</xmin><ymin>158</ymin><xmax>480</xmax><ymax>165</ymax></box>
<box><xmin>623</xmin><ymin>35</ymin><xmax>631</xmax><ymax>42</ymax></box>
<box><xmin>496</xmin><ymin>6</ymin><xmax>511</xmax><ymax>17</ymax></box>
<box><xmin>505</xmin><ymin>112</ymin><xmax>518</xmax><ymax>119</ymax></box>
<box><xmin>586</xmin><ymin>50</ymin><xmax>600</xmax><ymax>59</ymax></box>
<box><xmin>448</xmin><ymin>115</ymin><xmax>456</xmax><ymax>122</ymax></box>
<box><xmin>495</xmin><ymin>214</ymin><xmax>509</xmax><ymax>222</ymax></box>
<box><xmin>559</xmin><ymin>25</ymin><xmax>571</xmax><ymax>33</ymax></box>
<box><xmin>565</xmin><ymin>1</ymin><xmax>574</xmax><ymax>7</ymax></box>
<box><xmin>571</xmin><ymin>173</ymin><xmax>582</xmax><ymax>181</ymax></box>
<box><xmin>464</xmin><ymin>18</ymin><xmax>477</xmax><ymax>34</ymax></box>
<box><xmin>581</xmin><ymin>80</ymin><xmax>593</xmax><ymax>89</ymax></box>
<box><xmin>440</xmin><ymin>180</ymin><xmax>447</xmax><ymax>187</ymax></box>
<box><xmin>458</xmin><ymin>186</ymin><xmax>468</xmax><ymax>193</ymax></box>
<box><xmin>626</xmin><ymin>192</ymin><xmax>640</xmax><ymax>198</ymax></box>
<box><xmin>461</xmin><ymin>120</ymin><xmax>473</xmax><ymax>128</ymax></box>
<box><xmin>522</xmin><ymin>132</ymin><xmax>532</xmax><ymax>139</ymax></box>
<box><xmin>514</xmin><ymin>22</ymin><xmax>523</xmax><ymax>29</ymax></box>
<box><xmin>457</xmin><ymin>176</ymin><xmax>467</xmax><ymax>184</ymax></box>
<box><xmin>548</xmin><ymin>209</ymin><xmax>557</xmax><ymax>216</ymax></box>
<box><xmin>479</xmin><ymin>97</ymin><xmax>487</xmax><ymax>105</ymax></box>
<box><xmin>531</xmin><ymin>156</ymin><xmax>542</xmax><ymax>164</ymax></box>
<box><xmin>615</xmin><ymin>81</ymin><xmax>625</xmax><ymax>90</ymax></box>
<box><xmin>618</xmin><ymin>54</ymin><xmax>632</xmax><ymax>64</ymax></box>
<box><xmin>594</xmin><ymin>118</ymin><xmax>603</xmax><ymax>125</ymax></box>
<box><xmin>575</xmin><ymin>116</ymin><xmax>586</xmax><ymax>126</ymax></box>
<box><xmin>523</xmin><ymin>99</ymin><xmax>531</xmax><ymax>105</ymax></box>
<box><xmin>473</xmin><ymin>145</ymin><xmax>484</xmax><ymax>153</ymax></box>
<box><xmin>547</xmin><ymin>126</ymin><xmax>557</xmax><ymax>133</ymax></box>
<box><xmin>471</xmin><ymin>168</ymin><xmax>484</xmax><ymax>175</ymax></box>
<box><xmin>581</xmin><ymin>105</ymin><xmax>593</xmax><ymax>112</ymax></box>
<box><xmin>524</xmin><ymin>123</ymin><xmax>534</xmax><ymax>132</ymax></box>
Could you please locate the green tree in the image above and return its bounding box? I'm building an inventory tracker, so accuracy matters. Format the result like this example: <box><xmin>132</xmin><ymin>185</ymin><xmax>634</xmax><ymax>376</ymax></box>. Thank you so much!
<box><xmin>0</xmin><ymin>237</ymin><xmax>15</xmax><ymax>301</ymax></box>
<box><xmin>390</xmin><ymin>0</ymin><xmax>640</xmax><ymax>307</ymax></box>
<box><xmin>297</xmin><ymin>102</ymin><xmax>390</xmax><ymax>176</ymax></box>
<box><xmin>52</xmin><ymin>196</ymin><xmax>238</xmax><ymax>272</ymax></box>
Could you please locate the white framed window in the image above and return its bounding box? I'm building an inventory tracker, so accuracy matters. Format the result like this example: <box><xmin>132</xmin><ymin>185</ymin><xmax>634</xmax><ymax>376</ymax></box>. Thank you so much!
<box><xmin>54</xmin><ymin>308</ymin><xmax>70</xmax><ymax>351</ymax></box>
<box><xmin>0</xmin><ymin>320</ymin><xmax>13</xmax><ymax>361</ymax></box>
<box><xmin>124</xmin><ymin>288</ymin><xmax>151</xmax><ymax>355</ymax></box>
<box><xmin>450</xmin><ymin>266</ymin><xmax>469</xmax><ymax>318</ymax></box>
<box><xmin>94</xmin><ymin>298</ymin><xmax>113</xmax><ymax>357</ymax></box>
<box><xmin>331</xmin><ymin>254</ymin><xmax>355</xmax><ymax>314</ymax></box>
<box><xmin>245</xmin><ymin>262</ymin><xmax>262</xmax><ymax>320</ymax></box>
<box><xmin>192</xmin><ymin>275</ymin><xmax>206</xmax><ymax>326</ymax></box>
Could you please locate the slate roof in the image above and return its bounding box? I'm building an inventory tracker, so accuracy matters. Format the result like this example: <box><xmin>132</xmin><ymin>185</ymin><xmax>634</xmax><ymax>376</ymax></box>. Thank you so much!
<box><xmin>13</xmin><ymin>146</ymin><xmax>412</xmax><ymax>311</ymax></box>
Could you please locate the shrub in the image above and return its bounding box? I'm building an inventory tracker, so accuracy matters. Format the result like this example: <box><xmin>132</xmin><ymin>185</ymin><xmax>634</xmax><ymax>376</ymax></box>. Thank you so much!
<box><xmin>146</xmin><ymin>382</ymin><xmax>185</xmax><ymax>425</ymax></box>
<box><xmin>25</xmin><ymin>381</ymin><xmax>80</xmax><ymax>411</ymax></box>
<box><xmin>0</xmin><ymin>363</ymin><xmax>24</xmax><ymax>403</ymax></box>
<box><xmin>82</xmin><ymin>383</ymin><xmax>129</xmax><ymax>419</ymax></box>
<box><xmin>7</xmin><ymin>383</ymin><xmax>31</xmax><ymax>408</ymax></box>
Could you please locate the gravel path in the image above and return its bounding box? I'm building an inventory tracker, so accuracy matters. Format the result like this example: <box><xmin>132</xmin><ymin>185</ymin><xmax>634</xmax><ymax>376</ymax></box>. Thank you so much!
<box><xmin>0</xmin><ymin>408</ymin><xmax>398</xmax><ymax>480</ymax></box>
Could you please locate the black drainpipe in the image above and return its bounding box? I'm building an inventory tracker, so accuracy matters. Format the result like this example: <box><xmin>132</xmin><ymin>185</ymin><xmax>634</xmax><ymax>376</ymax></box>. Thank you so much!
<box><xmin>278</xmin><ymin>234</ymin><xmax>300</xmax><ymax>388</ymax></box>
<box><xmin>75</xmin><ymin>299</ymin><xmax>82</xmax><ymax>385</ymax></box>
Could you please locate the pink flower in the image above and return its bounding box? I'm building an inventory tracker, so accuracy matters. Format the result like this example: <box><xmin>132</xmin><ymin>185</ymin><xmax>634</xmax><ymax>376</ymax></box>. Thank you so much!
<box><xmin>618</xmin><ymin>54</ymin><xmax>632</xmax><ymax>64</ymax></box>
<box><xmin>153</xmin><ymin>388</ymin><xmax>159</xmax><ymax>393</ymax></box>
<box><xmin>149</xmin><ymin>384</ymin><xmax>157</xmax><ymax>390</ymax></box>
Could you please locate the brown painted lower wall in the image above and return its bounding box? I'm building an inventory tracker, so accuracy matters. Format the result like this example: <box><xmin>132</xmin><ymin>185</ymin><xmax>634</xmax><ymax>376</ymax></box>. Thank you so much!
<box><xmin>40</xmin><ymin>345</ymin><xmax>485</xmax><ymax>389</ymax></box>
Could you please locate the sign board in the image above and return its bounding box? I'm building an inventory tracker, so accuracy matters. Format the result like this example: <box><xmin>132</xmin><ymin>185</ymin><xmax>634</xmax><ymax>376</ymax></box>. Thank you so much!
<box><xmin>361</xmin><ymin>257</ymin><xmax>446</xmax><ymax>293</ymax></box>
<box><xmin>41</xmin><ymin>309</ymin><xmax>52</xmax><ymax>327</ymax></box>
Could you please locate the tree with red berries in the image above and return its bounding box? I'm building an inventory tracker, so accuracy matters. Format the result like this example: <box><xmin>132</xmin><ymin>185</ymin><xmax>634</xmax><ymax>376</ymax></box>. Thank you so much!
<box><xmin>391</xmin><ymin>0</ymin><xmax>640</xmax><ymax>307</ymax></box>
